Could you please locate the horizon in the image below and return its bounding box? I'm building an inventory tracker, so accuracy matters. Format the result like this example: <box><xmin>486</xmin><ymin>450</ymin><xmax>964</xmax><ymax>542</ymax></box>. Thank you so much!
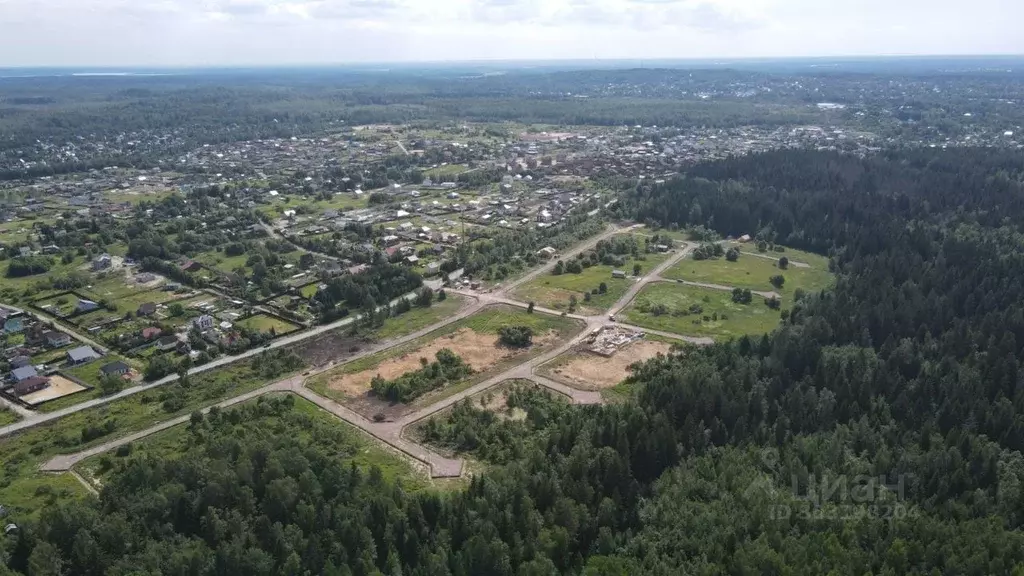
<box><xmin>3</xmin><ymin>0</ymin><xmax>1023</xmax><ymax>68</ymax></box>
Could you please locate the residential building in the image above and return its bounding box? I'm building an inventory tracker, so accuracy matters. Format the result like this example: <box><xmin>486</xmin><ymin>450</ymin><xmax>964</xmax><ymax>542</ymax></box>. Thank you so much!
<box><xmin>612</xmin><ymin>270</ymin><xmax>627</xmax><ymax>279</ymax></box>
<box><xmin>66</xmin><ymin>346</ymin><xmax>100</xmax><ymax>365</ymax></box>
<box><xmin>10</xmin><ymin>365</ymin><xmax>38</xmax><ymax>382</ymax></box>
<box><xmin>42</xmin><ymin>330</ymin><xmax>72</xmax><ymax>348</ymax></box>
<box><xmin>9</xmin><ymin>355</ymin><xmax>30</xmax><ymax>369</ymax></box>
<box><xmin>92</xmin><ymin>254</ymin><xmax>112</xmax><ymax>271</ymax></box>
<box><xmin>157</xmin><ymin>336</ymin><xmax>179</xmax><ymax>352</ymax></box>
<box><xmin>76</xmin><ymin>300</ymin><xmax>99</xmax><ymax>313</ymax></box>
<box><xmin>141</xmin><ymin>327</ymin><xmax>162</xmax><ymax>340</ymax></box>
<box><xmin>3</xmin><ymin>318</ymin><xmax>23</xmax><ymax>334</ymax></box>
<box><xmin>192</xmin><ymin>315</ymin><xmax>215</xmax><ymax>331</ymax></box>
<box><xmin>537</xmin><ymin>246</ymin><xmax>557</xmax><ymax>258</ymax></box>
<box><xmin>100</xmin><ymin>361</ymin><xmax>131</xmax><ymax>377</ymax></box>
<box><xmin>137</xmin><ymin>302</ymin><xmax>158</xmax><ymax>316</ymax></box>
<box><xmin>13</xmin><ymin>376</ymin><xmax>48</xmax><ymax>396</ymax></box>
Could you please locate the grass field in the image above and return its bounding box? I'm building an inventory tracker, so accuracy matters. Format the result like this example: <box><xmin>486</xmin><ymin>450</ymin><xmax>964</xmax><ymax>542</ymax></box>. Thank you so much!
<box><xmin>424</xmin><ymin>164</ymin><xmax>469</xmax><ymax>178</ymax></box>
<box><xmin>308</xmin><ymin>305</ymin><xmax>582</xmax><ymax>407</ymax></box>
<box><xmin>299</xmin><ymin>282</ymin><xmax>320</xmax><ymax>299</ymax></box>
<box><xmin>237</xmin><ymin>314</ymin><xmax>301</xmax><ymax>335</ymax></box>
<box><xmin>76</xmin><ymin>395</ymin><xmax>429</xmax><ymax>491</ymax></box>
<box><xmin>64</xmin><ymin>353</ymin><xmax>137</xmax><ymax>387</ymax></box>
<box><xmin>662</xmin><ymin>245</ymin><xmax>833</xmax><ymax>294</ymax></box>
<box><xmin>370</xmin><ymin>295</ymin><xmax>464</xmax><ymax>340</ymax></box>
<box><xmin>0</xmin><ymin>408</ymin><xmax>21</xmax><ymax>426</ymax></box>
<box><xmin>0</xmin><ymin>353</ymin><xmax>307</xmax><ymax>520</ymax></box>
<box><xmin>512</xmin><ymin>244</ymin><xmax>672</xmax><ymax>314</ymax></box>
<box><xmin>622</xmin><ymin>283</ymin><xmax>783</xmax><ymax>339</ymax></box>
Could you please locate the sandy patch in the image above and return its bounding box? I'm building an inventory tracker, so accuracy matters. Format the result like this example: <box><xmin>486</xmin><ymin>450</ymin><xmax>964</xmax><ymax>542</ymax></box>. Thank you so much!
<box><xmin>550</xmin><ymin>340</ymin><xmax>672</xmax><ymax>390</ymax></box>
<box><xmin>327</xmin><ymin>328</ymin><xmax>550</xmax><ymax>396</ymax></box>
<box><xmin>21</xmin><ymin>375</ymin><xmax>88</xmax><ymax>406</ymax></box>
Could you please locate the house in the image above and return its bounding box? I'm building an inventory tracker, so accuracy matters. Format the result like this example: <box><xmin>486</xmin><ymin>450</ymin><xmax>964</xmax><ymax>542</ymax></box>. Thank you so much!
<box><xmin>655</xmin><ymin>244</ymin><xmax>670</xmax><ymax>252</ymax></box>
<box><xmin>42</xmin><ymin>330</ymin><xmax>72</xmax><ymax>348</ymax></box>
<box><xmin>9</xmin><ymin>355</ymin><xmax>30</xmax><ymax>369</ymax></box>
<box><xmin>3</xmin><ymin>318</ymin><xmax>23</xmax><ymax>334</ymax></box>
<box><xmin>91</xmin><ymin>254</ymin><xmax>112</xmax><ymax>271</ymax></box>
<box><xmin>66</xmin><ymin>346</ymin><xmax>100</xmax><ymax>365</ymax></box>
<box><xmin>100</xmin><ymin>361</ymin><xmax>130</xmax><ymax>378</ymax></box>
<box><xmin>13</xmin><ymin>376</ymin><xmax>48</xmax><ymax>396</ymax></box>
<box><xmin>137</xmin><ymin>302</ymin><xmax>157</xmax><ymax>317</ymax></box>
<box><xmin>157</xmin><ymin>335</ymin><xmax>179</xmax><ymax>352</ymax></box>
<box><xmin>405</xmin><ymin>255</ymin><xmax>420</xmax><ymax>265</ymax></box>
<box><xmin>612</xmin><ymin>270</ymin><xmax>627</xmax><ymax>279</ymax></box>
<box><xmin>180</xmin><ymin>260</ymin><xmax>202</xmax><ymax>272</ymax></box>
<box><xmin>76</xmin><ymin>300</ymin><xmax>99</xmax><ymax>313</ymax></box>
<box><xmin>192</xmin><ymin>315</ymin><xmax>215</xmax><ymax>331</ymax></box>
<box><xmin>425</xmin><ymin>262</ymin><xmax>441</xmax><ymax>276</ymax></box>
<box><xmin>10</xmin><ymin>365</ymin><xmax>38</xmax><ymax>382</ymax></box>
<box><xmin>141</xmin><ymin>327</ymin><xmax>162</xmax><ymax>340</ymax></box>
<box><xmin>738</xmin><ymin>234</ymin><xmax>752</xmax><ymax>243</ymax></box>
<box><xmin>537</xmin><ymin>246</ymin><xmax>557</xmax><ymax>258</ymax></box>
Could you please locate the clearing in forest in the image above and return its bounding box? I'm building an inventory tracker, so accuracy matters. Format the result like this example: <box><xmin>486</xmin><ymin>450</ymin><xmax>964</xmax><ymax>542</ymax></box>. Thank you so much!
<box><xmin>543</xmin><ymin>340</ymin><xmax>673</xmax><ymax>390</ymax></box>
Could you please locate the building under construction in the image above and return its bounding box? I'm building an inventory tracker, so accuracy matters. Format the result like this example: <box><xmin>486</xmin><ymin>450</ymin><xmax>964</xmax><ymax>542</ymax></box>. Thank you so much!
<box><xmin>586</xmin><ymin>325</ymin><xmax>646</xmax><ymax>357</ymax></box>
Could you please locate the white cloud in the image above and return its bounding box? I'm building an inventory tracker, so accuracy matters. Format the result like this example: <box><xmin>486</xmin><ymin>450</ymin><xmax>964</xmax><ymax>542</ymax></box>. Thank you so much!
<box><xmin>0</xmin><ymin>0</ymin><xmax>1021</xmax><ymax>66</ymax></box>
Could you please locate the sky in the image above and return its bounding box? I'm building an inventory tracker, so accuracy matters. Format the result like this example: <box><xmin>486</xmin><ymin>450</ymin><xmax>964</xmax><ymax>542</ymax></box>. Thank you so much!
<box><xmin>0</xmin><ymin>0</ymin><xmax>1022</xmax><ymax>67</ymax></box>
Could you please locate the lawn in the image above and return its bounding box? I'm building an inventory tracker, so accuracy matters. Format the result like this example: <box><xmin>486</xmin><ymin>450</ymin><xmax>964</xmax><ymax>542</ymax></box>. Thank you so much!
<box><xmin>511</xmin><ymin>244</ymin><xmax>672</xmax><ymax>314</ymax></box>
<box><xmin>195</xmin><ymin>251</ymin><xmax>250</xmax><ymax>274</ymax></box>
<box><xmin>76</xmin><ymin>395</ymin><xmax>429</xmax><ymax>492</ymax></box>
<box><xmin>370</xmin><ymin>294</ymin><xmax>464</xmax><ymax>340</ymax></box>
<box><xmin>308</xmin><ymin>305</ymin><xmax>583</xmax><ymax>407</ymax></box>
<box><xmin>0</xmin><ymin>408</ymin><xmax>21</xmax><ymax>426</ymax></box>
<box><xmin>622</xmin><ymin>283</ymin><xmax>783</xmax><ymax>339</ymax></box>
<box><xmin>236</xmin><ymin>314</ymin><xmax>301</xmax><ymax>335</ymax></box>
<box><xmin>662</xmin><ymin>245</ymin><xmax>833</xmax><ymax>294</ymax></box>
<box><xmin>0</xmin><ymin>352</ymin><xmax>307</xmax><ymax>521</ymax></box>
<box><xmin>63</xmin><ymin>353</ymin><xmax>137</xmax><ymax>387</ymax></box>
<box><xmin>424</xmin><ymin>164</ymin><xmax>469</xmax><ymax>179</ymax></box>
<box><xmin>299</xmin><ymin>282</ymin><xmax>320</xmax><ymax>299</ymax></box>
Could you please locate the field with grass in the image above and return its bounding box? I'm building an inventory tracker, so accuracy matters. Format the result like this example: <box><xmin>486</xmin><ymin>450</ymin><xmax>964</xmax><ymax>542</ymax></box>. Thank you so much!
<box><xmin>0</xmin><ymin>408</ymin><xmax>21</xmax><ymax>426</ymax></box>
<box><xmin>63</xmin><ymin>353</ymin><xmax>137</xmax><ymax>386</ymax></box>
<box><xmin>308</xmin><ymin>305</ymin><xmax>583</xmax><ymax>410</ymax></box>
<box><xmin>77</xmin><ymin>395</ymin><xmax>429</xmax><ymax>492</ymax></box>
<box><xmin>0</xmin><ymin>352</ymin><xmax>307</xmax><ymax>520</ymax></box>
<box><xmin>370</xmin><ymin>294</ymin><xmax>465</xmax><ymax>340</ymax></box>
<box><xmin>237</xmin><ymin>313</ymin><xmax>301</xmax><ymax>335</ymax></box>
<box><xmin>424</xmin><ymin>164</ymin><xmax>469</xmax><ymax>179</ymax></box>
<box><xmin>622</xmin><ymin>283</ymin><xmax>783</xmax><ymax>339</ymax></box>
<box><xmin>663</xmin><ymin>244</ymin><xmax>833</xmax><ymax>294</ymax></box>
<box><xmin>512</xmin><ymin>244</ymin><xmax>672</xmax><ymax>314</ymax></box>
<box><xmin>299</xmin><ymin>282</ymin><xmax>320</xmax><ymax>299</ymax></box>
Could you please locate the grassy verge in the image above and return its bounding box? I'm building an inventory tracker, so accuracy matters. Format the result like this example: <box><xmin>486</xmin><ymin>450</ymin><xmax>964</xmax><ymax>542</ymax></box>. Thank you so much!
<box><xmin>0</xmin><ymin>408</ymin><xmax>21</xmax><ymax>426</ymax></box>
<box><xmin>76</xmin><ymin>395</ymin><xmax>429</xmax><ymax>492</ymax></box>
<box><xmin>622</xmin><ymin>283</ymin><xmax>783</xmax><ymax>339</ymax></box>
<box><xmin>0</xmin><ymin>352</ymin><xmax>306</xmax><ymax>521</ymax></box>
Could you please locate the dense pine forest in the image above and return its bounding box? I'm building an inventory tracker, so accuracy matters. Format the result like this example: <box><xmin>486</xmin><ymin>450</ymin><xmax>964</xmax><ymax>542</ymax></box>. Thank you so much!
<box><xmin>7</xmin><ymin>148</ymin><xmax>1024</xmax><ymax>575</ymax></box>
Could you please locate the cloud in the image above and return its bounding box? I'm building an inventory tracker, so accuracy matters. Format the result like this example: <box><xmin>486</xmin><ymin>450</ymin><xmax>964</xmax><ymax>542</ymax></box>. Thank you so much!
<box><xmin>308</xmin><ymin>0</ymin><xmax>402</xmax><ymax>20</ymax></box>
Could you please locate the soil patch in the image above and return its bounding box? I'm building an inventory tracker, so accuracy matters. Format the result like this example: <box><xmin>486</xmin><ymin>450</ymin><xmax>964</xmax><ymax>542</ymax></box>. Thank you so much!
<box><xmin>21</xmin><ymin>375</ymin><xmax>88</xmax><ymax>406</ymax></box>
<box><xmin>327</xmin><ymin>328</ymin><xmax>548</xmax><ymax>397</ymax></box>
<box><xmin>292</xmin><ymin>329</ymin><xmax>369</xmax><ymax>368</ymax></box>
<box><xmin>550</xmin><ymin>340</ymin><xmax>672</xmax><ymax>390</ymax></box>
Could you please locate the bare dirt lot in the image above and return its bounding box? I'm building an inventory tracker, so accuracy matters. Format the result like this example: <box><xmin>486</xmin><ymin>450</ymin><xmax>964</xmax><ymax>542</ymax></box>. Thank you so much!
<box><xmin>547</xmin><ymin>340</ymin><xmax>672</xmax><ymax>390</ymax></box>
<box><xmin>292</xmin><ymin>329</ymin><xmax>369</xmax><ymax>368</ymax></box>
<box><xmin>21</xmin><ymin>375</ymin><xmax>88</xmax><ymax>406</ymax></box>
<box><xmin>326</xmin><ymin>328</ymin><xmax>538</xmax><ymax>397</ymax></box>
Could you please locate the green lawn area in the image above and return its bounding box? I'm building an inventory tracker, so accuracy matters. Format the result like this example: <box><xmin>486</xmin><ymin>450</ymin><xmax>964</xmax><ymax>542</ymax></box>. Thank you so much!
<box><xmin>424</xmin><ymin>164</ymin><xmax>469</xmax><ymax>178</ymax></box>
<box><xmin>63</xmin><ymin>353</ymin><xmax>137</xmax><ymax>387</ymax></box>
<box><xmin>308</xmin><ymin>305</ymin><xmax>583</xmax><ymax>406</ymax></box>
<box><xmin>102</xmin><ymin>189</ymin><xmax>179</xmax><ymax>205</ymax></box>
<box><xmin>0</xmin><ymin>408</ymin><xmax>21</xmax><ymax>426</ymax></box>
<box><xmin>236</xmin><ymin>314</ymin><xmax>301</xmax><ymax>335</ymax></box>
<box><xmin>663</xmin><ymin>245</ymin><xmax>833</xmax><ymax>295</ymax></box>
<box><xmin>195</xmin><ymin>251</ymin><xmax>250</xmax><ymax>274</ymax></box>
<box><xmin>622</xmin><ymin>283</ymin><xmax>783</xmax><ymax>339</ymax></box>
<box><xmin>512</xmin><ymin>248</ymin><xmax>671</xmax><ymax>314</ymax></box>
<box><xmin>76</xmin><ymin>395</ymin><xmax>428</xmax><ymax>492</ymax></box>
<box><xmin>0</xmin><ymin>352</ymin><xmax>307</xmax><ymax>521</ymax></box>
<box><xmin>370</xmin><ymin>294</ymin><xmax>464</xmax><ymax>340</ymax></box>
<box><xmin>299</xmin><ymin>282</ymin><xmax>320</xmax><ymax>299</ymax></box>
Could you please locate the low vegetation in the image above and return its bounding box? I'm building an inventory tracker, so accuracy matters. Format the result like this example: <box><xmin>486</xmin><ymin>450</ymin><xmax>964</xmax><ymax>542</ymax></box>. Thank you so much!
<box><xmin>370</xmin><ymin>348</ymin><xmax>474</xmax><ymax>403</ymax></box>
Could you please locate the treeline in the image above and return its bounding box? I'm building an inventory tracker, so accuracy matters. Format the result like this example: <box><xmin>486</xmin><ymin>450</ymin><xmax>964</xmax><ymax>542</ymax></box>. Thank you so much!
<box><xmin>312</xmin><ymin>263</ymin><xmax>423</xmax><ymax>323</ymax></box>
<box><xmin>370</xmin><ymin>348</ymin><xmax>473</xmax><ymax>403</ymax></box>
<box><xmin>11</xmin><ymin>149</ymin><xmax>1024</xmax><ymax>574</ymax></box>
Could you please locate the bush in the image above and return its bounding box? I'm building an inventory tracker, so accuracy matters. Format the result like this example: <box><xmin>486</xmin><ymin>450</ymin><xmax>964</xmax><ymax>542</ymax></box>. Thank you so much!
<box><xmin>778</xmin><ymin>256</ymin><xmax>789</xmax><ymax>270</ymax></box>
<box><xmin>770</xmin><ymin>274</ymin><xmax>785</xmax><ymax>289</ymax></box>
<box><xmin>726</xmin><ymin>247</ymin><xmax>740</xmax><ymax>262</ymax></box>
<box><xmin>498</xmin><ymin>325</ymin><xmax>534</xmax><ymax>348</ymax></box>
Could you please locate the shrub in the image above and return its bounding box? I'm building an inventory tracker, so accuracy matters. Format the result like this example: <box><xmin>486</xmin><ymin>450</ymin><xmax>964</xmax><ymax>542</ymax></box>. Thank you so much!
<box><xmin>498</xmin><ymin>325</ymin><xmax>534</xmax><ymax>348</ymax></box>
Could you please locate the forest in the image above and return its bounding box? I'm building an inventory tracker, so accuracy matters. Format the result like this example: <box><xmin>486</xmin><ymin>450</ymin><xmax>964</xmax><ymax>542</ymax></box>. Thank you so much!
<box><xmin>7</xmin><ymin>147</ymin><xmax>1024</xmax><ymax>574</ymax></box>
